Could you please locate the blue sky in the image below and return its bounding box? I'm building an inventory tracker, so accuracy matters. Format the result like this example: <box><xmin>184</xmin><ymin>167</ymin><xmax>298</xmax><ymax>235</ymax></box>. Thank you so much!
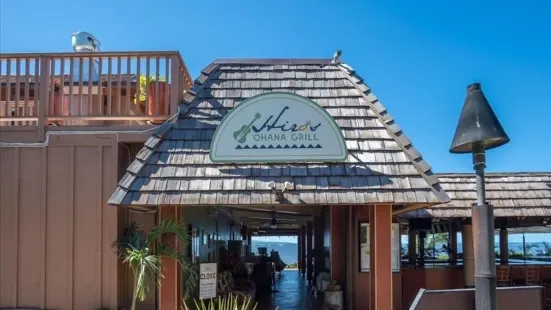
<box><xmin>1</xmin><ymin>1</ymin><xmax>550</xmax><ymax>173</ymax></box>
<box><xmin>1</xmin><ymin>2</ymin><xmax>549</xmax><ymax>244</ymax></box>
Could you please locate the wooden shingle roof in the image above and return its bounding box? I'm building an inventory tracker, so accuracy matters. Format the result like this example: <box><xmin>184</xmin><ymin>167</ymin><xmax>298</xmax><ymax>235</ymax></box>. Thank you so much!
<box><xmin>401</xmin><ymin>172</ymin><xmax>551</xmax><ymax>218</ymax></box>
<box><xmin>108</xmin><ymin>59</ymin><xmax>449</xmax><ymax>207</ymax></box>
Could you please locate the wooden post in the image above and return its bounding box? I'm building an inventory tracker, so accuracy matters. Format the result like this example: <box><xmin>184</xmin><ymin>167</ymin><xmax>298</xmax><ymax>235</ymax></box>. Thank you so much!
<box><xmin>301</xmin><ymin>225</ymin><xmax>306</xmax><ymax>275</ymax></box>
<box><xmin>158</xmin><ymin>206</ymin><xmax>182</xmax><ymax>310</ymax></box>
<box><xmin>499</xmin><ymin>227</ymin><xmax>508</xmax><ymax>265</ymax></box>
<box><xmin>306</xmin><ymin>221</ymin><xmax>313</xmax><ymax>281</ymax></box>
<box><xmin>450</xmin><ymin>223</ymin><xmax>458</xmax><ymax>265</ymax></box>
<box><xmin>37</xmin><ymin>56</ymin><xmax>50</xmax><ymax>141</ymax></box>
<box><xmin>463</xmin><ymin>224</ymin><xmax>475</xmax><ymax>287</ymax></box>
<box><xmin>330</xmin><ymin>207</ymin><xmax>347</xmax><ymax>285</ymax></box>
<box><xmin>369</xmin><ymin>205</ymin><xmax>393</xmax><ymax>310</ymax></box>
<box><xmin>408</xmin><ymin>227</ymin><xmax>417</xmax><ymax>265</ymax></box>
<box><xmin>298</xmin><ymin>228</ymin><xmax>303</xmax><ymax>271</ymax></box>
<box><xmin>314</xmin><ymin>215</ymin><xmax>325</xmax><ymax>275</ymax></box>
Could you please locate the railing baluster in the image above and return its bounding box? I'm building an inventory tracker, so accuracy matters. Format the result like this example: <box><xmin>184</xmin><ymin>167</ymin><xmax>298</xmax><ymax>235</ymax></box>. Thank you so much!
<box><xmin>107</xmin><ymin>56</ymin><xmax>112</xmax><ymax>116</ymax></box>
<box><xmin>60</xmin><ymin>57</ymin><xmax>66</xmax><ymax>124</ymax></box>
<box><xmin>37</xmin><ymin>56</ymin><xmax>49</xmax><ymax>138</ymax></box>
<box><xmin>69</xmin><ymin>57</ymin><xmax>74</xmax><ymax>117</ymax></box>
<box><xmin>34</xmin><ymin>58</ymin><xmax>40</xmax><ymax>124</ymax></box>
<box><xmin>126</xmin><ymin>57</ymin><xmax>131</xmax><ymax>116</ymax></box>
<box><xmin>155</xmin><ymin>56</ymin><xmax>160</xmax><ymax>117</ymax></box>
<box><xmin>49</xmin><ymin>58</ymin><xmax>56</xmax><ymax>122</ymax></box>
<box><xmin>164</xmin><ymin>56</ymin><xmax>170</xmax><ymax>115</ymax></box>
<box><xmin>136</xmin><ymin>56</ymin><xmax>141</xmax><ymax>116</ymax></box>
<box><xmin>78</xmin><ymin>56</ymin><xmax>84</xmax><ymax>117</ymax></box>
<box><xmin>5</xmin><ymin>59</ymin><xmax>10</xmax><ymax>119</ymax></box>
<box><xmin>116</xmin><ymin>56</ymin><xmax>122</xmax><ymax>115</ymax></box>
<box><xmin>170</xmin><ymin>55</ymin><xmax>180</xmax><ymax>116</ymax></box>
<box><xmin>145</xmin><ymin>56</ymin><xmax>150</xmax><ymax>117</ymax></box>
<box><xmin>88</xmin><ymin>57</ymin><xmax>93</xmax><ymax>115</ymax></box>
<box><xmin>15</xmin><ymin>58</ymin><xmax>20</xmax><ymax>120</ymax></box>
<box><xmin>24</xmin><ymin>58</ymin><xmax>30</xmax><ymax>125</ymax></box>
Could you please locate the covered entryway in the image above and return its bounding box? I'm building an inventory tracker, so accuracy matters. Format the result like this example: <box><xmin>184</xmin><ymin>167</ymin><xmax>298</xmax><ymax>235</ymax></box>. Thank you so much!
<box><xmin>109</xmin><ymin>58</ymin><xmax>448</xmax><ymax>310</ymax></box>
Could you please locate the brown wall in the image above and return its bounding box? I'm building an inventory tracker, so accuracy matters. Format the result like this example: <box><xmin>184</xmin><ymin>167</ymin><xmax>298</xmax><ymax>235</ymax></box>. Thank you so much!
<box><xmin>348</xmin><ymin>206</ymin><xmax>467</xmax><ymax>310</ymax></box>
<box><xmin>0</xmin><ymin>139</ymin><xmax>120</xmax><ymax>309</ymax></box>
<box><xmin>350</xmin><ymin>206</ymin><xmax>402</xmax><ymax>310</ymax></box>
<box><xmin>410</xmin><ymin>286</ymin><xmax>543</xmax><ymax>310</ymax></box>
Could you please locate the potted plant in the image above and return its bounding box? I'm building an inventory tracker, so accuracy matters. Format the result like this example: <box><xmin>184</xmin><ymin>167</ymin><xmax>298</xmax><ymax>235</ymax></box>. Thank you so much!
<box><xmin>112</xmin><ymin>219</ymin><xmax>198</xmax><ymax>310</ymax></box>
<box><xmin>48</xmin><ymin>78</ymin><xmax>63</xmax><ymax>125</ymax></box>
<box><xmin>135</xmin><ymin>75</ymin><xmax>168</xmax><ymax>123</ymax></box>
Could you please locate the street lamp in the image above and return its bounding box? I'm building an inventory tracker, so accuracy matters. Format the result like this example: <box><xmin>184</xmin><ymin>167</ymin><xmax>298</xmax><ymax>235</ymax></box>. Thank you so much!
<box><xmin>450</xmin><ymin>83</ymin><xmax>510</xmax><ymax>310</ymax></box>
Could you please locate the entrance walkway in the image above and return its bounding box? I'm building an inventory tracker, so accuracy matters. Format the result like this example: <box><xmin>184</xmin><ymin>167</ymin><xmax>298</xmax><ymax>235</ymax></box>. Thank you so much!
<box><xmin>256</xmin><ymin>269</ymin><xmax>324</xmax><ymax>310</ymax></box>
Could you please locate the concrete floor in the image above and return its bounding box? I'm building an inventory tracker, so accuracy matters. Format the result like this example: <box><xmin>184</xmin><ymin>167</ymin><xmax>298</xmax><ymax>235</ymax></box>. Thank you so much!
<box><xmin>256</xmin><ymin>270</ymin><xmax>324</xmax><ymax>310</ymax></box>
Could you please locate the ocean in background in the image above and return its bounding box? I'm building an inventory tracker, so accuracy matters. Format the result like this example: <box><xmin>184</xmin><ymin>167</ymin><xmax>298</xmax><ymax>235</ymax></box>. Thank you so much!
<box><xmin>250</xmin><ymin>240</ymin><xmax>550</xmax><ymax>265</ymax></box>
<box><xmin>251</xmin><ymin>240</ymin><xmax>298</xmax><ymax>264</ymax></box>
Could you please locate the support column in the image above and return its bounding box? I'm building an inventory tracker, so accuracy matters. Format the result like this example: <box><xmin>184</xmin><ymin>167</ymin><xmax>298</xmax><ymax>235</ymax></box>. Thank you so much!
<box><xmin>158</xmin><ymin>206</ymin><xmax>182</xmax><ymax>310</ymax></box>
<box><xmin>418</xmin><ymin>231</ymin><xmax>426</xmax><ymax>268</ymax></box>
<box><xmin>314</xmin><ymin>215</ymin><xmax>325</xmax><ymax>276</ymax></box>
<box><xmin>369</xmin><ymin>205</ymin><xmax>393</xmax><ymax>310</ymax></box>
<box><xmin>330</xmin><ymin>207</ymin><xmax>347</xmax><ymax>285</ymax></box>
<box><xmin>306</xmin><ymin>221</ymin><xmax>314</xmax><ymax>281</ymax></box>
<box><xmin>463</xmin><ymin>224</ymin><xmax>475</xmax><ymax>287</ymax></box>
<box><xmin>450</xmin><ymin>223</ymin><xmax>458</xmax><ymax>265</ymax></box>
<box><xmin>408</xmin><ymin>227</ymin><xmax>417</xmax><ymax>265</ymax></box>
<box><xmin>499</xmin><ymin>227</ymin><xmax>509</xmax><ymax>265</ymax></box>
<box><xmin>298</xmin><ymin>229</ymin><xmax>303</xmax><ymax>271</ymax></box>
<box><xmin>301</xmin><ymin>225</ymin><xmax>306</xmax><ymax>275</ymax></box>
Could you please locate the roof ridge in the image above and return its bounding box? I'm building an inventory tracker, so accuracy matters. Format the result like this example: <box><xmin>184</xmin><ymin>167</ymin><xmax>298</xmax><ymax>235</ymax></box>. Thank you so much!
<box><xmin>213</xmin><ymin>58</ymin><xmax>334</xmax><ymax>65</ymax></box>
<box><xmin>336</xmin><ymin>63</ymin><xmax>450</xmax><ymax>204</ymax></box>
<box><xmin>437</xmin><ymin>172</ymin><xmax>551</xmax><ymax>176</ymax></box>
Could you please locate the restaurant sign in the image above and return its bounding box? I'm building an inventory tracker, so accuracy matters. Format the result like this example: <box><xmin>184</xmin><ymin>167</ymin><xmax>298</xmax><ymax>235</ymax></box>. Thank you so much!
<box><xmin>210</xmin><ymin>92</ymin><xmax>347</xmax><ymax>163</ymax></box>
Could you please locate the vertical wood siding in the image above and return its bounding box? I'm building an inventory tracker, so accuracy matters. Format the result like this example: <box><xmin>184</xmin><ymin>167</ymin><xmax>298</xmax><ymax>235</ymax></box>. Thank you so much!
<box><xmin>0</xmin><ymin>143</ymin><xmax>119</xmax><ymax>310</ymax></box>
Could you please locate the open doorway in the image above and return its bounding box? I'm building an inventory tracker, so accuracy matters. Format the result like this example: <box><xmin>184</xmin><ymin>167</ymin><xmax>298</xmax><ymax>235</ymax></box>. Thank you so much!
<box><xmin>232</xmin><ymin>205</ymin><xmax>326</xmax><ymax>309</ymax></box>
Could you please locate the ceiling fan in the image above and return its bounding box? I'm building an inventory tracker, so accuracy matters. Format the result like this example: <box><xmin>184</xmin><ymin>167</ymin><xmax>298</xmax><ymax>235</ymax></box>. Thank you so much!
<box><xmin>259</xmin><ymin>207</ymin><xmax>279</xmax><ymax>230</ymax></box>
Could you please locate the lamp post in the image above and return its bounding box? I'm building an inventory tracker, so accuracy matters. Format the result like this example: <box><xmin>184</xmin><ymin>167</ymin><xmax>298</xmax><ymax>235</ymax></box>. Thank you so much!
<box><xmin>450</xmin><ymin>83</ymin><xmax>510</xmax><ymax>310</ymax></box>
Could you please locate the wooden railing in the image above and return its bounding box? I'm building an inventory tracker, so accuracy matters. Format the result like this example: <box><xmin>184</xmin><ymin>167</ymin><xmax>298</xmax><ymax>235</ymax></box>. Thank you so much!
<box><xmin>0</xmin><ymin>51</ymin><xmax>192</xmax><ymax>127</ymax></box>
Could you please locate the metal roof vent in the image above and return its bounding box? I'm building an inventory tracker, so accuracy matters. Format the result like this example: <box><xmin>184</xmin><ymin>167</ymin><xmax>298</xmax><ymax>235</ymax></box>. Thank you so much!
<box><xmin>71</xmin><ymin>31</ymin><xmax>100</xmax><ymax>82</ymax></box>
<box><xmin>71</xmin><ymin>31</ymin><xmax>101</xmax><ymax>52</ymax></box>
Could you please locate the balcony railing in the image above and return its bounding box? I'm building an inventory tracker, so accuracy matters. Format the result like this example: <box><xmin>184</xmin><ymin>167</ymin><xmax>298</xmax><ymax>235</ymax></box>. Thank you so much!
<box><xmin>0</xmin><ymin>51</ymin><xmax>192</xmax><ymax>128</ymax></box>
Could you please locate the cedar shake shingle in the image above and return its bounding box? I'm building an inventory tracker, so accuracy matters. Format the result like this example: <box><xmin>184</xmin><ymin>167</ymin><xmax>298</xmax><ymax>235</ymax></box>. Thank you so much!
<box><xmin>109</xmin><ymin>59</ymin><xmax>450</xmax><ymax>207</ymax></box>
<box><xmin>401</xmin><ymin>173</ymin><xmax>551</xmax><ymax>218</ymax></box>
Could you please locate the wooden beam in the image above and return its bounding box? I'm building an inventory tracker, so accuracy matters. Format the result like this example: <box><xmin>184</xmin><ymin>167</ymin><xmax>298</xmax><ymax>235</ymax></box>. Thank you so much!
<box><xmin>232</xmin><ymin>210</ymin><xmax>313</xmax><ymax>222</ymax></box>
<box><xmin>225</xmin><ymin>205</ymin><xmax>322</xmax><ymax>215</ymax></box>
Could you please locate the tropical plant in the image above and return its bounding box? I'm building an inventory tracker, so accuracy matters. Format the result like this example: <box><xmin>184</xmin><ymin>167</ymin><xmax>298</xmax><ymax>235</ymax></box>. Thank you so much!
<box><xmin>423</xmin><ymin>233</ymin><xmax>450</xmax><ymax>259</ymax></box>
<box><xmin>112</xmin><ymin>218</ymin><xmax>198</xmax><ymax>310</ymax></box>
<box><xmin>134</xmin><ymin>74</ymin><xmax>166</xmax><ymax>103</ymax></box>
<box><xmin>182</xmin><ymin>294</ymin><xmax>262</xmax><ymax>310</ymax></box>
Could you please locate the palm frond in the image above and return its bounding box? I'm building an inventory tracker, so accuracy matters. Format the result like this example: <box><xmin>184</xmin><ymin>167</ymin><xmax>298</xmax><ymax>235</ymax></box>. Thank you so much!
<box><xmin>124</xmin><ymin>247</ymin><xmax>162</xmax><ymax>302</ymax></box>
<box><xmin>146</xmin><ymin>218</ymin><xmax>189</xmax><ymax>247</ymax></box>
<box><xmin>112</xmin><ymin>222</ymin><xmax>147</xmax><ymax>257</ymax></box>
<box><xmin>182</xmin><ymin>293</ymin><xmax>257</xmax><ymax>310</ymax></box>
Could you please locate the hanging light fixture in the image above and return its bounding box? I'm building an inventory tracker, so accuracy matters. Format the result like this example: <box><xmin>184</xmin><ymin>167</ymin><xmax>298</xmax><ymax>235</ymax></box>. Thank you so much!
<box><xmin>450</xmin><ymin>82</ymin><xmax>510</xmax><ymax>310</ymax></box>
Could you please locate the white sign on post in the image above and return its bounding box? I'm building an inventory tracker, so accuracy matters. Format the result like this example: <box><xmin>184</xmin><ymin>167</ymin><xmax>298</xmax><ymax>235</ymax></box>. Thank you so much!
<box><xmin>359</xmin><ymin>223</ymin><xmax>401</xmax><ymax>272</ymax></box>
<box><xmin>199</xmin><ymin>263</ymin><xmax>217</xmax><ymax>299</ymax></box>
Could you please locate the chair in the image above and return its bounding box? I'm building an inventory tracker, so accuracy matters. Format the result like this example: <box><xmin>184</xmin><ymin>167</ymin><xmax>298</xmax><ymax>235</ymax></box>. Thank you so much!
<box><xmin>496</xmin><ymin>265</ymin><xmax>512</xmax><ymax>287</ymax></box>
<box><xmin>526</xmin><ymin>266</ymin><xmax>542</xmax><ymax>286</ymax></box>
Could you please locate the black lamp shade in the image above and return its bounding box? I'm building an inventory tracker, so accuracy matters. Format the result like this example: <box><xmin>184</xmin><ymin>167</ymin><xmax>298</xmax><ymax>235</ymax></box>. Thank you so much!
<box><xmin>450</xmin><ymin>83</ymin><xmax>510</xmax><ymax>154</ymax></box>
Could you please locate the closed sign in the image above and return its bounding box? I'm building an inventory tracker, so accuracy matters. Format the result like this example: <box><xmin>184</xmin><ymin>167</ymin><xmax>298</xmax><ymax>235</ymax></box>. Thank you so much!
<box><xmin>199</xmin><ymin>263</ymin><xmax>217</xmax><ymax>299</ymax></box>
